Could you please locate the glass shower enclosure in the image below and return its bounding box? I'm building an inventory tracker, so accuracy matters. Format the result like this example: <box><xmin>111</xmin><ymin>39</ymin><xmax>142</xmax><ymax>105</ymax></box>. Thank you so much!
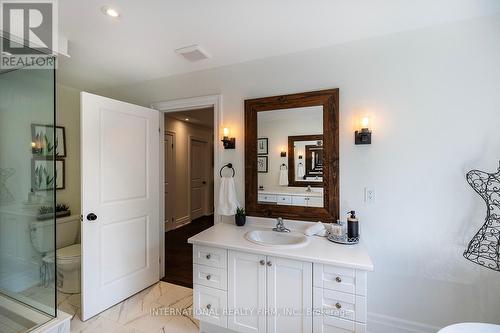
<box><xmin>0</xmin><ymin>35</ymin><xmax>57</xmax><ymax>332</ymax></box>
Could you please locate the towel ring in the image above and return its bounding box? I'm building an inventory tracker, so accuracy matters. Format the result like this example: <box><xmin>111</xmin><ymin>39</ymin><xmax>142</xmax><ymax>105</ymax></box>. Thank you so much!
<box><xmin>280</xmin><ymin>163</ymin><xmax>288</xmax><ymax>170</ymax></box>
<box><xmin>220</xmin><ymin>163</ymin><xmax>235</xmax><ymax>177</ymax></box>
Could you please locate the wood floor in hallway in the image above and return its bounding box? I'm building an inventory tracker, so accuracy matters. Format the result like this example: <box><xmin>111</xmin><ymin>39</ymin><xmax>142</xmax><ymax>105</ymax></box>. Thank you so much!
<box><xmin>163</xmin><ymin>215</ymin><xmax>214</xmax><ymax>288</ymax></box>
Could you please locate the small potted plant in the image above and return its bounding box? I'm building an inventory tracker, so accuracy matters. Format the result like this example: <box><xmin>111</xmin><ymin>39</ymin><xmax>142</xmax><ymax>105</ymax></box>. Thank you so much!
<box><xmin>235</xmin><ymin>207</ymin><xmax>246</xmax><ymax>226</ymax></box>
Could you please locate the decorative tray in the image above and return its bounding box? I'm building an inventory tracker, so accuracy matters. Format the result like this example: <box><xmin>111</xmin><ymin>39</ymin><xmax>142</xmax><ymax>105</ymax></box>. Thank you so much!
<box><xmin>326</xmin><ymin>231</ymin><xmax>359</xmax><ymax>245</ymax></box>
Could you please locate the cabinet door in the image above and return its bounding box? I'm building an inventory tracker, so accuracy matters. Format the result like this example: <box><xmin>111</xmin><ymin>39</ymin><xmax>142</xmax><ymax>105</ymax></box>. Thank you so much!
<box><xmin>228</xmin><ymin>251</ymin><xmax>266</xmax><ymax>333</ymax></box>
<box><xmin>267</xmin><ymin>257</ymin><xmax>312</xmax><ymax>333</ymax></box>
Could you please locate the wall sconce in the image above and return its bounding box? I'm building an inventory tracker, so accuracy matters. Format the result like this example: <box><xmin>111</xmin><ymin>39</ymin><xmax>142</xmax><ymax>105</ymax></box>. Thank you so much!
<box><xmin>31</xmin><ymin>141</ymin><xmax>42</xmax><ymax>154</ymax></box>
<box><xmin>355</xmin><ymin>117</ymin><xmax>372</xmax><ymax>145</ymax></box>
<box><xmin>280</xmin><ymin>147</ymin><xmax>286</xmax><ymax>157</ymax></box>
<box><xmin>221</xmin><ymin>127</ymin><xmax>235</xmax><ymax>149</ymax></box>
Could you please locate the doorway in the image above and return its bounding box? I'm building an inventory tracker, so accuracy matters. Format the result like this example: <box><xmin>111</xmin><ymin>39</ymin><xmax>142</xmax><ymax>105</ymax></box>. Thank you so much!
<box><xmin>162</xmin><ymin>107</ymin><xmax>215</xmax><ymax>287</ymax></box>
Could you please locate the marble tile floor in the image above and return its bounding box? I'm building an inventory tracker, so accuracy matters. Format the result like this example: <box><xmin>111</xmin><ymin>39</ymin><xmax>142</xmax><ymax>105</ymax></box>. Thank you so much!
<box><xmin>65</xmin><ymin>282</ymin><xmax>198</xmax><ymax>333</ymax></box>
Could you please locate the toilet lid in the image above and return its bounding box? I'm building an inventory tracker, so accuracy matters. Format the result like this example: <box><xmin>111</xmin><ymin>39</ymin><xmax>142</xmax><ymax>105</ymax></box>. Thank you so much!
<box><xmin>45</xmin><ymin>244</ymin><xmax>81</xmax><ymax>260</ymax></box>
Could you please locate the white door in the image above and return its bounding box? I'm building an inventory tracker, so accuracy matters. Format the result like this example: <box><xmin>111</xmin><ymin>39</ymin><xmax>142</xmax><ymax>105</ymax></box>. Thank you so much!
<box><xmin>164</xmin><ymin>133</ymin><xmax>175</xmax><ymax>231</ymax></box>
<box><xmin>267</xmin><ymin>257</ymin><xmax>313</xmax><ymax>333</ymax></box>
<box><xmin>81</xmin><ymin>92</ymin><xmax>160</xmax><ymax>320</ymax></box>
<box><xmin>190</xmin><ymin>139</ymin><xmax>206</xmax><ymax>220</ymax></box>
<box><xmin>228</xmin><ymin>251</ymin><xmax>267</xmax><ymax>333</ymax></box>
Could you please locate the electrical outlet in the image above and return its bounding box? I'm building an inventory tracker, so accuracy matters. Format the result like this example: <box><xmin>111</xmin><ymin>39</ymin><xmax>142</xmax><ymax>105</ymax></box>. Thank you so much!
<box><xmin>365</xmin><ymin>187</ymin><xmax>376</xmax><ymax>203</ymax></box>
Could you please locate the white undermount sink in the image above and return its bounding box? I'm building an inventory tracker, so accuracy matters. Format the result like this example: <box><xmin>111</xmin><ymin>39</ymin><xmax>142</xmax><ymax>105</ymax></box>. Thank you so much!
<box><xmin>244</xmin><ymin>230</ymin><xmax>309</xmax><ymax>248</ymax></box>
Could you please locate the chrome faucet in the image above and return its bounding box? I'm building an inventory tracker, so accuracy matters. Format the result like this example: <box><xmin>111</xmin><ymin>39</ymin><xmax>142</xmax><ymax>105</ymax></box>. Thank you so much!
<box><xmin>273</xmin><ymin>217</ymin><xmax>290</xmax><ymax>233</ymax></box>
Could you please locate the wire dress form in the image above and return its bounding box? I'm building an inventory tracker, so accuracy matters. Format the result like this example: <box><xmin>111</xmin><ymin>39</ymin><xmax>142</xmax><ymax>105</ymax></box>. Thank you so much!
<box><xmin>463</xmin><ymin>162</ymin><xmax>500</xmax><ymax>272</ymax></box>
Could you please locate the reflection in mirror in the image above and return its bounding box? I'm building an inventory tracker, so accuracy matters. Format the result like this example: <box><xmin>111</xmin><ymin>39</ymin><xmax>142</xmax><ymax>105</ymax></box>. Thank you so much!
<box><xmin>290</xmin><ymin>135</ymin><xmax>323</xmax><ymax>184</ymax></box>
<box><xmin>256</xmin><ymin>106</ymin><xmax>324</xmax><ymax>208</ymax></box>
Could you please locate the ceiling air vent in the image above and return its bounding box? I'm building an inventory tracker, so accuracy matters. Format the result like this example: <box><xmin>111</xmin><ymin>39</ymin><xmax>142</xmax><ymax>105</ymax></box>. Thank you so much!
<box><xmin>175</xmin><ymin>44</ymin><xmax>211</xmax><ymax>62</ymax></box>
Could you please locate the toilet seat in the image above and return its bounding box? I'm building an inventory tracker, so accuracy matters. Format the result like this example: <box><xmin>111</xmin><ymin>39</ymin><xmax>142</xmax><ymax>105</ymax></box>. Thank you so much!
<box><xmin>439</xmin><ymin>323</ymin><xmax>500</xmax><ymax>333</ymax></box>
<box><xmin>44</xmin><ymin>244</ymin><xmax>81</xmax><ymax>263</ymax></box>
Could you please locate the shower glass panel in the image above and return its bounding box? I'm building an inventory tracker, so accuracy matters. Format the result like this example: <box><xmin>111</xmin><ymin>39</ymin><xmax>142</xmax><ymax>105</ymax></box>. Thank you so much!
<box><xmin>0</xmin><ymin>36</ymin><xmax>56</xmax><ymax>332</ymax></box>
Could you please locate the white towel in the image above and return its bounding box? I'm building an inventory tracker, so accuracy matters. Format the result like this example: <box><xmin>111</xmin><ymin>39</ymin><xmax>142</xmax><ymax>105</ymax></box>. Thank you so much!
<box><xmin>279</xmin><ymin>169</ymin><xmax>288</xmax><ymax>186</ymax></box>
<box><xmin>304</xmin><ymin>222</ymin><xmax>326</xmax><ymax>236</ymax></box>
<box><xmin>217</xmin><ymin>176</ymin><xmax>240</xmax><ymax>216</ymax></box>
<box><xmin>297</xmin><ymin>163</ymin><xmax>305</xmax><ymax>179</ymax></box>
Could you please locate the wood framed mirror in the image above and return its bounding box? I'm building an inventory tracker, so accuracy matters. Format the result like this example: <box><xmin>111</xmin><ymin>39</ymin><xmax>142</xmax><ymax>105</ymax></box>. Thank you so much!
<box><xmin>245</xmin><ymin>89</ymin><xmax>339</xmax><ymax>222</ymax></box>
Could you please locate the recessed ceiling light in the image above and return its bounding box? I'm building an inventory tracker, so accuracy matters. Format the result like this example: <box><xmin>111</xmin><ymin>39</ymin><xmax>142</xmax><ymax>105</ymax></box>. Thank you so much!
<box><xmin>101</xmin><ymin>6</ymin><xmax>120</xmax><ymax>18</ymax></box>
<box><xmin>185</xmin><ymin>118</ymin><xmax>190</xmax><ymax>121</ymax></box>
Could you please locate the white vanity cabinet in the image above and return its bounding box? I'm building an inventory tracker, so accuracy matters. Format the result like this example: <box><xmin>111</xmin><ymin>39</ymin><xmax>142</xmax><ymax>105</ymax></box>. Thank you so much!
<box><xmin>258</xmin><ymin>192</ymin><xmax>324</xmax><ymax>208</ymax></box>
<box><xmin>190</xmin><ymin>222</ymin><xmax>372</xmax><ymax>333</ymax></box>
<box><xmin>193</xmin><ymin>246</ymin><xmax>368</xmax><ymax>333</ymax></box>
<box><xmin>227</xmin><ymin>251</ymin><xmax>312</xmax><ymax>333</ymax></box>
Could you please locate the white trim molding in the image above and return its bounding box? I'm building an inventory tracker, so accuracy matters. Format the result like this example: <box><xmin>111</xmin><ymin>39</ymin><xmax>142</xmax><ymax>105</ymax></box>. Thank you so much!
<box><xmin>368</xmin><ymin>312</ymin><xmax>441</xmax><ymax>333</ymax></box>
<box><xmin>152</xmin><ymin>94</ymin><xmax>222</xmax><ymax>222</ymax></box>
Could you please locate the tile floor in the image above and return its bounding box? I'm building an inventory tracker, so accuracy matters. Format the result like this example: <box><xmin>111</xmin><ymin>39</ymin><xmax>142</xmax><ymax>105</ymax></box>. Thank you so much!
<box><xmin>14</xmin><ymin>280</ymin><xmax>197</xmax><ymax>332</ymax></box>
<box><xmin>62</xmin><ymin>282</ymin><xmax>198</xmax><ymax>333</ymax></box>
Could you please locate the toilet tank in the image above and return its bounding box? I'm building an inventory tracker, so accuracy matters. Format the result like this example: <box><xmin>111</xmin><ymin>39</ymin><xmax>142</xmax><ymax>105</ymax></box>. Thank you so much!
<box><xmin>30</xmin><ymin>215</ymin><xmax>80</xmax><ymax>253</ymax></box>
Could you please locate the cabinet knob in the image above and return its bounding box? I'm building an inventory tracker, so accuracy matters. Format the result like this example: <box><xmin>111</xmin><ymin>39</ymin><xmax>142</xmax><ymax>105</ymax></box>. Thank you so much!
<box><xmin>335</xmin><ymin>302</ymin><xmax>342</xmax><ymax>309</ymax></box>
<box><xmin>86</xmin><ymin>213</ymin><xmax>97</xmax><ymax>221</ymax></box>
<box><xmin>335</xmin><ymin>276</ymin><xmax>342</xmax><ymax>283</ymax></box>
<box><xmin>267</xmin><ymin>261</ymin><xmax>272</xmax><ymax>267</ymax></box>
<box><xmin>206</xmin><ymin>254</ymin><xmax>211</xmax><ymax>259</ymax></box>
<box><xmin>260</xmin><ymin>260</ymin><xmax>265</xmax><ymax>266</ymax></box>
<box><xmin>206</xmin><ymin>304</ymin><xmax>212</xmax><ymax>310</ymax></box>
<box><xmin>206</xmin><ymin>274</ymin><xmax>211</xmax><ymax>280</ymax></box>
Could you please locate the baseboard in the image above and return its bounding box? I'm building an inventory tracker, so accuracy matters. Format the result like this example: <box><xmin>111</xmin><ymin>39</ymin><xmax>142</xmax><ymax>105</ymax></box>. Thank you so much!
<box><xmin>175</xmin><ymin>215</ymin><xmax>190</xmax><ymax>228</ymax></box>
<box><xmin>368</xmin><ymin>312</ymin><xmax>441</xmax><ymax>333</ymax></box>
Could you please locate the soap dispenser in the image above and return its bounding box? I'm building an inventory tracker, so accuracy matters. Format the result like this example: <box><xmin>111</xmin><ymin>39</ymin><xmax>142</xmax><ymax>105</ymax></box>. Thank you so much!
<box><xmin>347</xmin><ymin>210</ymin><xmax>359</xmax><ymax>240</ymax></box>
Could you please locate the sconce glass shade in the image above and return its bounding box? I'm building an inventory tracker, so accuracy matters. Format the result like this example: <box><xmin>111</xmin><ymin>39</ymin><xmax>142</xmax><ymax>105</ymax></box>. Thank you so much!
<box><xmin>221</xmin><ymin>127</ymin><xmax>235</xmax><ymax>149</ymax></box>
<box><xmin>361</xmin><ymin>117</ymin><xmax>370</xmax><ymax>129</ymax></box>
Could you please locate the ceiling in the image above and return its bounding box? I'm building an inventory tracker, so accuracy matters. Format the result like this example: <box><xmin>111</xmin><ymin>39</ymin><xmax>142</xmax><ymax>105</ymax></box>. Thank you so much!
<box><xmin>166</xmin><ymin>107</ymin><xmax>214</xmax><ymax>128</ymax></box>
<box><xmin>58</xmin><ymin>0</ymin><xmax>500</xmax><ymax>91</ymax></box>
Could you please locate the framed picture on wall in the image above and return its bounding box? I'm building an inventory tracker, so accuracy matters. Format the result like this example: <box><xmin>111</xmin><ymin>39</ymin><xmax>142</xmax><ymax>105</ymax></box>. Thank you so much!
<box><xmin>257</xmin><ymin>138</ymin><xmax>268</xmax><ymax>155</ymax></box>
<box><xmin>257</xmin><ymin>156</ymin><xmax>268</xmax><ymax>173</ymax></box>
<box><xmin>31</xmin><ymin>124</ymin><xmax>67</xmax><ymax>157</ymax></box>
<box><xmin>31</xmin><ymin>157</ymin><xmax>65</xmax><ymax>191</ymax></box>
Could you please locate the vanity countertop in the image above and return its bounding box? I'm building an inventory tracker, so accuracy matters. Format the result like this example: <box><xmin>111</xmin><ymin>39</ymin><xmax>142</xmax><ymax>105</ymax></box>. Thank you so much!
<box><xmin>258</xmin><ymin>189</ymin><xmax>323</xmax><ymax>197</ymax></box>
<box><xmin>188</xmin><ymin>219</ymin><xmax>374</xmax><ymax>271</ymax></box>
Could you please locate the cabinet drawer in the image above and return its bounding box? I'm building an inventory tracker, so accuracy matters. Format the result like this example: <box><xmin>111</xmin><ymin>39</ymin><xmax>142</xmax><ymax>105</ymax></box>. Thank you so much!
<box><xmin>313</xmin><ymin>315</ymin><xmax>366</xmax><ymax>333</ymax></box>
<box><xmin>276</xmin><ymin>195</ymin><xmax>292</xmax><ymax>205</ymax></box>
<box><xmin>193</xmin><ymin>264</ymin><xmax>227</xmax><ymax>290</ymax></box>
<box><xmin>313</xmin><ymin>264</ymin><xmax>367</xmax><ymax>296</ymax></box>
<box><xmin>193</xmin><ymin>245</ymin><xmax>227</xmax><ymax>269</ymax></box>
<box><xmin>258</xmin><ymin>194</ymin><xmax>277</xmax><ymax>203</ymax></box>
<box><xmin>313</xmin><ymin>288</ymin><xmax>366</xmax><ymax>323</ymax></box>
<box><xmin>291</xmin><ymin>196</ymin><xmax>307</xmax><ymax>206</ymax></box>
<box><xmin>193</xmin><ymin>284</ymin><xmax>228</xmax><ymax>328</ymax></box>
<box><xmin>307</xmin><ymin>196</ymin><xmax>324</xmax><ymax>207</ymax></box>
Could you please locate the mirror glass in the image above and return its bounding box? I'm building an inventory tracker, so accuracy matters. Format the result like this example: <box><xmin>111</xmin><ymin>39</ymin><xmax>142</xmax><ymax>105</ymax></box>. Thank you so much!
<box><xmin>256</xmin><ymin>106</ymin><xmax>324</xmax><ymax>208</ymax></box>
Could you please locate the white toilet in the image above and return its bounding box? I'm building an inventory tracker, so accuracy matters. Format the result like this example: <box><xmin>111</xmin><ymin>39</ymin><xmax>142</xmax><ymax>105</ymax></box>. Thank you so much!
<box><xmin>439</xmin><ymin>323</ymin><xmax>500</xmax><ymax>333</ymax></box>
<box><xmin>30</xmin><ymin>215</ymin><xmax>81</xmax><ymax>294</ymax></box>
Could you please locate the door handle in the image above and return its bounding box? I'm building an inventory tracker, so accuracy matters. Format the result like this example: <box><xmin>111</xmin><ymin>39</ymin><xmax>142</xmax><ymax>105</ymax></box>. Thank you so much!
<box><xmin>86</xmin><ymin>213</ymin><xmax>98</xmax><ymax>221</ymax></box>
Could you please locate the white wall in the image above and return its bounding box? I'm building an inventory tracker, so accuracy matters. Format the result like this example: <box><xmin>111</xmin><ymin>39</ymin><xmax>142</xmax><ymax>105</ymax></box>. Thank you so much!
<box><xmin>99</xmin><ymin>15</ymin><xmax>500</xmax><ymax>331</ymax></box>
<box><xmin>56</xmin><ymin>84</ymin><xmax>81</xmax><ymax>214</ymax></box>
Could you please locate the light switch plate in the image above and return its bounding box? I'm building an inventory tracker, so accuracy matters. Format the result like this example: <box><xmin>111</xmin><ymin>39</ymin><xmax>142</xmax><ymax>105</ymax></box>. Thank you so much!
<box><xmin>365</xmin><ymin>187</ymin><xmax>375</xmax><ymax>203</ymax></box>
